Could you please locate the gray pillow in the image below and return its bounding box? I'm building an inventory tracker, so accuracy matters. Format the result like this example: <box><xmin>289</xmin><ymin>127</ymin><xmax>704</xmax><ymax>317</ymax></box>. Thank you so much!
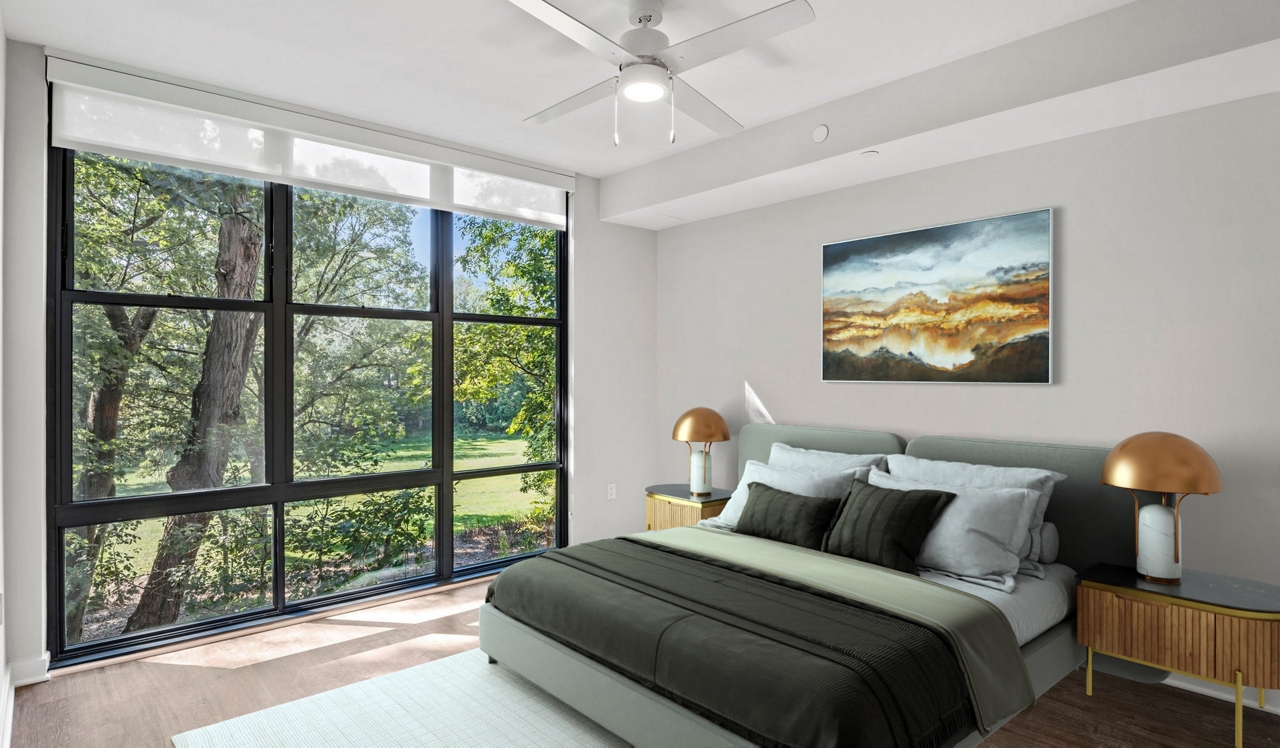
<box><xmin>716</xmin><ymin>460</ymin><xmax>867</xmax><ymax>529</ymax></box>
<box><xmin>768</xmin><ymin>443</ymin><xmax>888</xmax><ymax>473</ymax></box>
<box><xmin>824</xmin><ymin>479</ymin><xmax>953</xmax><ymax>575</ymax></box>
<box><xmin>734</xmin><ymin>483</ymin><xmax>846</xmax><ymax>550</ymax></box>
<box><xmin>885</xmin><ymin>454</ymin><xmax>1066</xmax><ymax>563</ymax></box>
<box><xmin>870</xmin><ymin>470</ymin><xmax>1037</xmax><ymax>592</ymax></box>
<box><xmin>1039</xmin><ymin>523</ymin><xmax>1060</xmax><ymax>565</ymax></box>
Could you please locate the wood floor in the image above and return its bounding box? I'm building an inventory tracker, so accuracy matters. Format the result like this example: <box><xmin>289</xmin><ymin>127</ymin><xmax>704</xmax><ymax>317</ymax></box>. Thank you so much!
<box><xmin>12</xmin><ymin>579</ymin><xmax>492</xmax><ymax>747</ymax></box>
<box><xmin>988</xmin><ymin>669</ymin><xmax>1280</xmax><ymax>747</ymax></box>
<box><xmin>15</xmin><ymin>587</ymin><xmax>1280</xmax><ymax>747</ymax></box>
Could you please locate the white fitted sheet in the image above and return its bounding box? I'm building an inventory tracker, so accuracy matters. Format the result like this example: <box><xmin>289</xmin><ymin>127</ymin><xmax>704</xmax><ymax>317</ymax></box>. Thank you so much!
<box><xmin>922</xmin><ymin>562</ymin><xmax>1077</xmax><ymax>646</ymax></box>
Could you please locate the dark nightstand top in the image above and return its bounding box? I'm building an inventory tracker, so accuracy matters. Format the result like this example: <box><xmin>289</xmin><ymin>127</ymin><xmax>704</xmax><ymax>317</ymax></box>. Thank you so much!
<box><xmin>1079</xmin><ymin>563</ymin><xmax>1280</xmax><ymax>615</ymax></box>
<box><xmin>646</xmin><ymin>484</ymin><xmax>732</xmax><ymax>503</ymax></box>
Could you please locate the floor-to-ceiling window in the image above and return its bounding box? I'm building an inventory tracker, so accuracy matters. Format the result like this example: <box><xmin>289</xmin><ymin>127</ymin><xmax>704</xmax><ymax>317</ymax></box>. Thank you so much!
<box><xmin>49</xmin><ymin>149</ymin><xmax>567</xmax><ymax>663</ymax></box>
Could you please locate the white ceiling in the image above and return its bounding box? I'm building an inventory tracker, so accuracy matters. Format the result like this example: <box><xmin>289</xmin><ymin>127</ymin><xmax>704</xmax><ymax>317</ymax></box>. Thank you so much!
<box><xmin>1</xmin><ymin>0</ymin><xmax>1134</xmax><ymax>178</ymax></box>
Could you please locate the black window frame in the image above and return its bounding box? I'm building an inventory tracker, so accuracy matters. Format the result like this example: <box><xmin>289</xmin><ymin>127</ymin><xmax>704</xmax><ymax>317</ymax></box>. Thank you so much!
<box><xmin>46</xmin><ymin>146</ymin><xmax>569</xmax><ymax>666</ymax></box>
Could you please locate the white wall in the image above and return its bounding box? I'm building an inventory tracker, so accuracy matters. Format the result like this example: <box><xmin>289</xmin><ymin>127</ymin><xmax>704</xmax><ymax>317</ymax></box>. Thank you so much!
<box><xmin>654</xmin><ymin>93</ymin><xmax>1280</xmax><ymax>585</ymax></box>
<box><xmin>2</xmin><ymin>41</ymin><xmax>47</xmax><ymax>690</ymax></box>
<box><xmin>0</xmin><ymin>11</ymin><xmax>8</xmax><ymax>747</ymax></box>
<box><xmin>569</xmin><ymin>177</ymin><xmax>659</xmax><ymax>542</ymax></box>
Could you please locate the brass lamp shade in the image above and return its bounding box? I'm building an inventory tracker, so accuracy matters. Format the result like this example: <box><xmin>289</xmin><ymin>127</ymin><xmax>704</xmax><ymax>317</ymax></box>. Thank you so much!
<box><xmin>1101</xmin><ymin>431</ymin><xmax>1222</xmax><ymax>495</ymax></box>
<box><xmin>671</xmin><ymin>407</ymin><xmax>730</xmax><ymax>443</ymax></box>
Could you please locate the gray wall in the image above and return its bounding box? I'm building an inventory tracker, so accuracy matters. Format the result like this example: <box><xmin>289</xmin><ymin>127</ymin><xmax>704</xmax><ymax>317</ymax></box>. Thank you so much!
<box><xmin>569</xmin><ymin>177</ymin><xmax>658</xmax><ymax>543</ymax></box>
<box><xmin>3</xmin><ymin>41</ymin><xmax>48</xmax><ymax>691</ymax></box>
<box><xmin>0</xmin><ymin>9</ymin><xmax>8</xmax><ymax>738</ymax></box>
<box><xmin>654</xmin><ymin>93</ymin><xmax>1280</xmax><ymax>584</ymax></box>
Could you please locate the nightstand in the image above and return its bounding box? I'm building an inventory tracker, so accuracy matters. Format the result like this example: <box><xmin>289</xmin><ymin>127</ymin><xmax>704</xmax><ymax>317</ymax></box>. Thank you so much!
<box><xmin>1078</xmin><ymin>563</ymin><xmax>1280</xmax><ymax>747</ymax></box>
<box><xmin>645</xmin><ymin>483</ymin><xmax>732</xmax><ymax>531</ymax></box>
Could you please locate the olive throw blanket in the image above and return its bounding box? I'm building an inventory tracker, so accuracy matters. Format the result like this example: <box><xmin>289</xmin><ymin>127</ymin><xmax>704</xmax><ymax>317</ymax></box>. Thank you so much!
<box><xmin>487</xmin><ymin>527</ymin><xmax>1033</xmax><ymax>748</ymax></box>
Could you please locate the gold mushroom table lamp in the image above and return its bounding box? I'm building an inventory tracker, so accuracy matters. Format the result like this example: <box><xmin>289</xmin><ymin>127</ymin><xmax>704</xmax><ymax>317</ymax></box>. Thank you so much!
<box><xmin>1101</xmin><ymin>431</ymin><xmax>1222</xmax><ymax>584</ymax></box>
<box><xmin>672</xmin><ymin>407</ymin><xmax>730</xmax><ymax>496</ymax></box>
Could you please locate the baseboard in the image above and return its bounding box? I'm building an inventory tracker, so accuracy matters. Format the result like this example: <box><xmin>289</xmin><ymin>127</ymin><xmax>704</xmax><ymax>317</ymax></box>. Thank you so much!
<box><xmin>1164</xmin><ymin>674</ymin><xmax>1280</xmax><ymax>716</ymax></box>
<box><xmin>9</xmin><ymin>654</ymin><xmax>49</xmax><ymax>688</ymax></box>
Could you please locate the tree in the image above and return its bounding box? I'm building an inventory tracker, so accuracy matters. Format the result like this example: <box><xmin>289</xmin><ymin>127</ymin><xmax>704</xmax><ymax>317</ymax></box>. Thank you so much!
<box><xmin>68</xmin><ymin>154</ymin><xmax>265</xmax><ymax>641</ymax></box>
<box><xmin>451</xmin><ymin>216</ymin><xmax>559</xmax><ymax>544</ymax></box>
<box><xmin>124</xmin><ymin>190</ymin><xmax>264</xmax><ymax>632</ymax></box>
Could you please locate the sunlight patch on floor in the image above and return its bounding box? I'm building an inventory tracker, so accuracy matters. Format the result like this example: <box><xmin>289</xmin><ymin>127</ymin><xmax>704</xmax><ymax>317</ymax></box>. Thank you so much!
<box><xmin>331</xmin><ymin>632</ymin><xmax>478</xmax><ymax>669</ymax></box>
<box><xmin>330</xmin><ymin>596</ymin><xmax>484</xmax><ymax>625</ymax></box>
<box><xmin>145</xmin><ymin>622</ymin><xmax>391</xmax><ymax>669</ymax></box>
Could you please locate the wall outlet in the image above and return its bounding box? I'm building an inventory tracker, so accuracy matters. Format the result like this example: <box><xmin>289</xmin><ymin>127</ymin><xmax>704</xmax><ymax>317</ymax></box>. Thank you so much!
<box><xmin>607</xmin><ymin>483</ymin><xmax>617</xmax><ymax>501</ymax></box>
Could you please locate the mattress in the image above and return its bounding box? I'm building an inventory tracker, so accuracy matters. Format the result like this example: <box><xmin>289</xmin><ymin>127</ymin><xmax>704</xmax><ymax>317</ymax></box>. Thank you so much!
<box><xmin>922</xmin><ymin>563</ymin><xmax>1077</xmax><ymax>646</ymax></box>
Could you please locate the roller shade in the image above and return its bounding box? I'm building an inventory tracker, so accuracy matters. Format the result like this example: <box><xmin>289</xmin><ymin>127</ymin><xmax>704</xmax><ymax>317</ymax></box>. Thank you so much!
<box><xmin>48</xmin><ymin>57</ymin><xmax>571</xmax><ymax>228</ymax></box>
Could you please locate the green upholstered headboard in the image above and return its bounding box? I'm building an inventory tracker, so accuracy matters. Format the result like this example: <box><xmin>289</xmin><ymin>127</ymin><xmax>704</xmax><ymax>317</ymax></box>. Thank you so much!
<box><xmin>736</xmin><ymin>424</ymin><xmax>1142</xmax><ymax>573</ymax></box>
<box><xmin>737</xmin><ymin>423</ymin><xmax>906</xmax><ymax>478</ymax></box>
<box><xmin>906</xmin><ymin>435</ymin><xmax>1151</xmax><ymax>573</ymax></box>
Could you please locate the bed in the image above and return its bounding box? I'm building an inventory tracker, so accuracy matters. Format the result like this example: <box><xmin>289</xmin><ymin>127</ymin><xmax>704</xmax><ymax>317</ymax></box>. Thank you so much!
<box><xmin>479</xmin><ymin>424</ymin><xmax>1147</xmax><ymax>746</ymax></box>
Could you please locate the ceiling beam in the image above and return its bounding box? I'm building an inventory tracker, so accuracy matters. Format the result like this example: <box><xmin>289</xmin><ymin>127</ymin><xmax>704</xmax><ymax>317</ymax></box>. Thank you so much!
<box><xmin>599</xmin><ymin>0</ymin><xmax>1280</xmax><ymax>229</ymax></box>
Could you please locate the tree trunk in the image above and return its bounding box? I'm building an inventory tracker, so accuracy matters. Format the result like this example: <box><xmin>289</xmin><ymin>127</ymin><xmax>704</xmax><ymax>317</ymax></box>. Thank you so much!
<box><xmin>124</xmin><ymin>198</ymin><xmax>262</xmax><ymax>633</ymax></box>
<box><xmin>64</xmin><ymin>306</ymin><xmax>158</xmax><ymax>643</ymax></box>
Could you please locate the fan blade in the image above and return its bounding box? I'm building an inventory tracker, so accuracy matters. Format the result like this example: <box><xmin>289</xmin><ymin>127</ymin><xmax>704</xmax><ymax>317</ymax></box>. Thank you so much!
<box><xmin>526</xmin><ymin>78</ymin><xmax>618</xmax><ymax>124</ymax></box>
<box><xmin>506</xmin><ymin>0</ymin><xmax>640</xmax><ymax>67</ymax></box>
<box><xmin>673</xmin><ymin>77</ymin><xmax>743</xmax><ymax>137</ymax></box>
<box><xmin>657</xmin><ymin>0</ymin><xmax>814</xmax><ymax>74</ymax></box>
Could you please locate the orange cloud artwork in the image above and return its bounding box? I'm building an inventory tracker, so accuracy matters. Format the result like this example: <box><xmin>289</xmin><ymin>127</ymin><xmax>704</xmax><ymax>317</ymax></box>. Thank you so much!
<box><xmin>822</xmin><ymin>210</ymin><xmax>1051</xmax><ymax>383</ymax></box>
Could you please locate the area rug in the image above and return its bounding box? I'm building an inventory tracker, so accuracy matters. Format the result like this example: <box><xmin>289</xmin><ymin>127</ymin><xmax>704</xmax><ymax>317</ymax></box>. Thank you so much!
<box><xmin>171</xmin><ymin>648</ymin><xmax>628</xmax><ymax>747</ymax></box>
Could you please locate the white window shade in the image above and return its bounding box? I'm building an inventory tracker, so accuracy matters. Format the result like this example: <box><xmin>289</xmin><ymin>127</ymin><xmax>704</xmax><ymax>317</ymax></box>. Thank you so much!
<box><xmin>48</xmin><ymin>62</ymin><xmax>570</xmax><ymax>229</ymax></box>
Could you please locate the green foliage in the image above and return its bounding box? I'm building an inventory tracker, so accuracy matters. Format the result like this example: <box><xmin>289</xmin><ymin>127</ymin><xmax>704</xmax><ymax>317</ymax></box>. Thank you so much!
<box><xmin>293</xmin><ymin>316</ymin><xmax>432</xmax><ymax>478</ymax></box>
<box><xmin>453</xmin><ymin>215</ymin><xmax>559</xmax><ymax>501</ymax></box>
<box><xmin>73</xmin><ymin>152</ymin><xmax>264</xmax><ymax>298</ymax></box>
<box><xmin>284</xmin><ymin>488</ymin><xmax>436</xmax><ymax>599</ymax></box>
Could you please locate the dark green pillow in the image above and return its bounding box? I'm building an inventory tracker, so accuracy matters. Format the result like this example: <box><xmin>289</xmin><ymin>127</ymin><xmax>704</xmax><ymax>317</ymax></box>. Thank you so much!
<box><xmin>733</xmin><ymin>482</ymin><xmax>846</xmax><ymax>550</ymax></box>
<box><xmin>825</xmin><ymin>479</ymin><xmax>954</xmax><ymax>575</ymax></box>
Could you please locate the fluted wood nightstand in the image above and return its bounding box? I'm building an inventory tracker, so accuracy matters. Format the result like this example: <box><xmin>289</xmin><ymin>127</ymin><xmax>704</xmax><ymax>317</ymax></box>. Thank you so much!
<box><xmin>645</xmin><ymin>484</ymin><xmax>731</xmax><ymax>531</ymax></box>
<box><xmin>1078</xmin><ymin>563</ymin><xmax>1280</xmax><ymax>747</ymax></box>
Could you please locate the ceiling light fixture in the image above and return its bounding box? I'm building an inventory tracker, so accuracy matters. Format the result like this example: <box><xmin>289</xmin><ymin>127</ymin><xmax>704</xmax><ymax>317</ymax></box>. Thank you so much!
<box><xmin>620</xmin><ymin>63</ymin><xmax>669</xmax><ymax>103</ymax></box>
<box><xmin>511</xmin><ymin>0</ymin><xmax>816</xmax><ymax>141</ymax></box>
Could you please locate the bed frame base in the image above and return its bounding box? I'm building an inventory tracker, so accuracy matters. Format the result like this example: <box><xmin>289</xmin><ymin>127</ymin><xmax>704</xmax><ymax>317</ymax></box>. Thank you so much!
<box><xmin>479</xmin><ymin>604</ymin><xmax>751</xmax><ymax>747</ymax></box>
<box><xmin>480</xmin><ymin>603</ymin><xmax>1083</xmax><ymax>747</ymax></box>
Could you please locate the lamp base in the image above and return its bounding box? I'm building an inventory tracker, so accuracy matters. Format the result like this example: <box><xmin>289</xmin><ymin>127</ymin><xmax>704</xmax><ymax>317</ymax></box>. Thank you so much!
<box><xmin>1137</xmin><ymin>504</ymin><xmax>1182</xmax><ymax>583</ymax></box>
<box><xmin>689</xmin><ymin>450</ymin><xmax>712</xmax><ymax>495</ymax></box>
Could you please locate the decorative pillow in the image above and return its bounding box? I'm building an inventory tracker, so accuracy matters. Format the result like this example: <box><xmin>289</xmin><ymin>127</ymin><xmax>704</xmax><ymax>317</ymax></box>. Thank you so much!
<box><xmin>712</xmin><ymin>460</ymin><xmax>867</xmax><ymax>530</ymax></box>
<box><xmin>870</xmin><ymin>470</ymin><xmax>1037</xmax><ymax>592</ymax></box>
<box><xmin>734</xmin><ymin>483</ymin><xmax>847</xmax><ymax>550</ymax></box>
<box><xmin>824</xmin><ymin>479</ymin><xmax>954</xmax><ymax>575</ymax></box>
<box><xmin>1039</xmin><ymin>522</ymin><xmax>1060</xmax><ymax>565</ymax></box>
<box><xmin>885</xmin><ymin>454</ymin><xmax>1066</xmax><ymax>563</ymax></box>
<box><xmin>768</xmin><ymin>443</ymin><xmax>889</xmax><ymax>473</ymax></box>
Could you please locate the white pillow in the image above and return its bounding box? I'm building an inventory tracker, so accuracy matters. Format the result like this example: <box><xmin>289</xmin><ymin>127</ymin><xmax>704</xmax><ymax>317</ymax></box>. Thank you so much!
<box><xmin>768</xmin><ymin>443</ymin><xmax>888</xmax><ymax>473</ymax></box>
<box><xmin>870</xmin><ymin>470</ymin><xmax>1037</xmax><ymax>592</ymax></box>
<box><xmin>712</xmin><ymin>460</ymin><xmax>867</xmax><ymax>529</ymax></box>
<box><xmin>886</xmin><ymin>454</ymin><xmax>1066</xmax><ymax>563</ymax></box>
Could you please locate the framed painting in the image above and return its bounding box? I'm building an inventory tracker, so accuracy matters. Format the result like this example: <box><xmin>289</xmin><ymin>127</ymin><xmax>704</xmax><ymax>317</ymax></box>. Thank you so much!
<box><xmin>822</xmin><ymin>209</ymin><xmax>1051</xmax><ymax>383</ymax></box>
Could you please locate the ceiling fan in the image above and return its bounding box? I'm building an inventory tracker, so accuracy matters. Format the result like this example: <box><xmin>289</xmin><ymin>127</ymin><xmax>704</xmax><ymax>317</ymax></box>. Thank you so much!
<box><xmin>508</xmin><ymin>0</ymin><xmax>815</xmax><ymax>144</ymax></box>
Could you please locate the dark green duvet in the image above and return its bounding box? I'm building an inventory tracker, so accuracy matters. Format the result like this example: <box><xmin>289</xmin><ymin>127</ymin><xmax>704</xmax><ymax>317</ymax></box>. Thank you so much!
<box><xmin>487</xmin><ymin>536</ymin><xmax>982</xmax><ymax>748</ymax></box>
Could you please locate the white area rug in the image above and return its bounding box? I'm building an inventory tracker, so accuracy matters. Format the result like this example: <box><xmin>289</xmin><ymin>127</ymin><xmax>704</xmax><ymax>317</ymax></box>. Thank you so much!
<box><xmin>171</xmin><ymin>649</ymin><xmax>628</xmax><ymax>747</ymax></box>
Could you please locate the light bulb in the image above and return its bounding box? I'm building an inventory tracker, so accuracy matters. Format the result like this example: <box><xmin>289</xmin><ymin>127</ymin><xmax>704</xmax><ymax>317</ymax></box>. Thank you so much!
<box><xmin>618</xmin><ymin>63</ymin><xmax>669</xmax><ymax>104</ymax></box>
<box><xmin>623</xmin><ymin>81</ymin><xmax>666</xmax><ymax>103</ymax></box>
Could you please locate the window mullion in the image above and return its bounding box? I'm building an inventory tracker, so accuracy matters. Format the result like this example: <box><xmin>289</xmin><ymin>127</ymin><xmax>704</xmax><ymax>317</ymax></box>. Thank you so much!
<box><xmin>268</xmin><ymin>182</ymin><xmax>293</xmax><ymax>613</ymax></box>
<box><xmin>435</xmin><ymin>210</ymin><xmax>455</xmax><ymax>579</ymax></box>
